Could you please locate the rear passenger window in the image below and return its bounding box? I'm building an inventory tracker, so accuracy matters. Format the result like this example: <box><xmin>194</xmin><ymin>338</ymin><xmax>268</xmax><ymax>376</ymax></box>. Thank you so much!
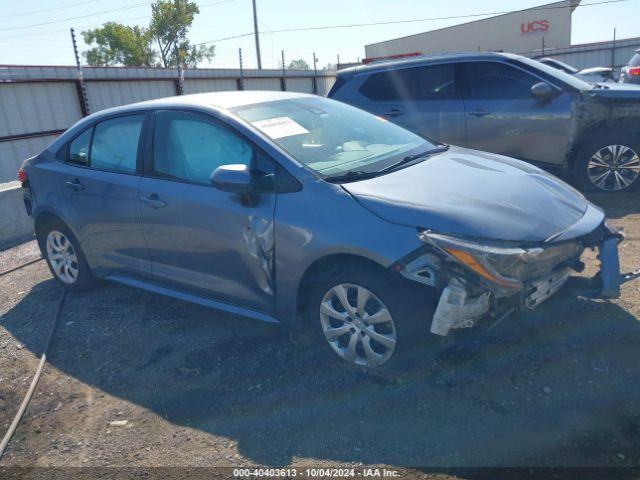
<box><xmin>153</xmin><ymin>111</ymin><xmax>254</xmax><ymax>185</ymax></box>
<box><xmin>467</xmin><ymin>62</ymin><xmax>538</xmax><ymax>100</ymax></box>
<box><xmin>68</xmin><ymin>128</ymin><xmax>91</xmax><ymax>165</ymax></box>
<box><xmin>90</xmin><ymin>115</ymin><xmax>144</xmax><ymax>174</ymax></box>
<box><xmin>359</xmin><ymin>64</ymin><xmax>456</xmax><ymax>101</ymax></box>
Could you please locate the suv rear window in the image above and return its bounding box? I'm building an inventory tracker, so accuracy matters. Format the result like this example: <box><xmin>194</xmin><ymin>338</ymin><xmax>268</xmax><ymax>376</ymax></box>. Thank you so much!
<box><xmin>359</xmin><ymin>64</ymin><xmax>456</xmax><ymax>101</ymax></box>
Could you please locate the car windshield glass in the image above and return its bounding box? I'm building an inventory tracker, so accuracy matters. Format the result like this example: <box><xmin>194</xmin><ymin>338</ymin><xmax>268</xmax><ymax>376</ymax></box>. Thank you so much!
<box><xmin>232</xmin><ymin>96</ymin><xmax>434</xmax><ymax>177</ymax></box>
<box><xmin>517</xmin><ymin>55</ymin><xmax>591</xmax><ymax>90</ymax></box>
<box><xmin>629</xmin><ymin>53</ymin><xmax>640</xmax><ymax>67</ymax></box>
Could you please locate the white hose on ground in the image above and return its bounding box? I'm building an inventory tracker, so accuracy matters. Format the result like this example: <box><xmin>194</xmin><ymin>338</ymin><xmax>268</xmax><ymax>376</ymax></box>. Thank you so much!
<box><xmin>0</xmin><ymin>290</ymin><xmax>66</xmax><ymax>460</ymax></box>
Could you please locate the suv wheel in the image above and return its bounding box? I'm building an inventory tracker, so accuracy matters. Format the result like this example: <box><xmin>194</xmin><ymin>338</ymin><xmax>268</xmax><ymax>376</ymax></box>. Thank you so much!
<box><xmin>307</xmin><ymin>266</ymin><xmax>440</xmax><ymax>377</ymax></box>
<box><xmin>38</xmin><ymin>220</ymin><xmax>98</xmax><ymax>292</ymax></box>
<box><xmin>574</xmin><ymin>134</ymin><xmax>640</xmax><ymax>193</ymax></box>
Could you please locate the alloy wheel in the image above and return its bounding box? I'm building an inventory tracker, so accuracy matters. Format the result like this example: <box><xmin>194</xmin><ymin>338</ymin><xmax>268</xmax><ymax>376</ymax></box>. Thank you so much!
<box><xmin>319</xmin><ymin>283</ymin><xmax>396</xmax><ymax>367</ymax></box>
<box><xmin>587</xmin><ymin>144</ymin><xmax>640</xmax><ymax>192</ymax></box>
<box><xmin>46</xmin><ymin>230</ymin><xmax>79</xmax><ymax>284</ymax></box>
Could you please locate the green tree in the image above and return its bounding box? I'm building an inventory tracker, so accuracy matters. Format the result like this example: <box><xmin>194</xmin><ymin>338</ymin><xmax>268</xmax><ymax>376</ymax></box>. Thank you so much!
<box><xmin>82</xmin><ymin>0</ymin><xmax>214</xmax><ymax>68</ymax></box>
<box><xmin>82</xmin><ymin>22</ymin><xmax>156</xmax><ymax>67</ymax></box>
<box><xmin>288</xmin><ymin>59</ymin><xmax>310</xmax><ymax>70</ymax></box>
<box><xmin>149</xmin><ymin>0</ymin><xmax>215</xmax><ymax>68</ymax></box>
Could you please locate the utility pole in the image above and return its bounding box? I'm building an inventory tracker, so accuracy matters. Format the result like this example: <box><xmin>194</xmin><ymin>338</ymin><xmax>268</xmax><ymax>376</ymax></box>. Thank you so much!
<box><xmin>70</xmin><ymin>27</ymin><xmax>90</xmax><ymax>116</ymax></box>
<box><xmin>252</xmin><ymin>0</ymin><xmax>262</xmax><ymax>69</ymax></box>
<box><xmin>281</xmin><ymin>50</ymin><xmax>287</xmax><ymax>91</ymax></box>
<box><xmin>238</xmin><ymin>48</ymin><xmax>245</xmax><ymax>90</ymax></box>
<box><xmin>611</xmin><ymin>28</ymin><xmax>617</xmax><ymax>73</ymax></box>
<box><xmin>337</xmin><ymin>54</ymin><xmax>340</xmax><ymax>69</ymax></box>
<box><xmin>312</xmin><ymin>52</ymin><xmax>318</xmax><ymax>94</ymax></box>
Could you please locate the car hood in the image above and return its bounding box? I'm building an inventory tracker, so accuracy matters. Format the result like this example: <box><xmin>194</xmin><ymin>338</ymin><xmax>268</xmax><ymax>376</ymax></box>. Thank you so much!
<box><xmin>342</xmin><ymin>147</ymin><xmax>592</xmax><ymax>243</ymax></box>
<box><xmin>587</xmin><ymin>82</ymin><xmax>640</xmax><ymax>98</ymax></box>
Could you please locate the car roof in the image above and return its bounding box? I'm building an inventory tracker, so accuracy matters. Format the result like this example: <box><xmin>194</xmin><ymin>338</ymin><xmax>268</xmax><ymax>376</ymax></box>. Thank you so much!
<box><xmin>89</xmin><ymin>90</ymin><xmax>312</xmax><ymax>120</ymax></box>
<box><xmin>337</xmin><ymin>51</ymin><xmax>518</xmax><ymax>76</ymax></box>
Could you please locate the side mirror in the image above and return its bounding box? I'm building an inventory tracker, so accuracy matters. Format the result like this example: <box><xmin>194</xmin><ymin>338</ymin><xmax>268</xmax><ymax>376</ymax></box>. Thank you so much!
<box><xmin>531</xmin><ymin>82</ymin><xmax>554</xmax><ymax>100</ymax></box>
<box><xmin>210</xmin><ymin>164</ymin><xmax>252</xmax><ymax>194</ymax></box>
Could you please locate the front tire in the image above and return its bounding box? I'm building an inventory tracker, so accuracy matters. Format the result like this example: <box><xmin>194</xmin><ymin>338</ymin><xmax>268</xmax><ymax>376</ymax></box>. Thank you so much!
<box><xmin>573</xmin><ymin>134</ymin><xmax>640</xmax><ymax>193</ymax></box>
<box><xmin>306</xmin><ymin>265</ymin><xmax>440</xmax><ymax>377</ymax></box>
<box><xmin>37</xmin><ymin>219</ymin><xmax>98</xmax><ymax>292</ymax></box>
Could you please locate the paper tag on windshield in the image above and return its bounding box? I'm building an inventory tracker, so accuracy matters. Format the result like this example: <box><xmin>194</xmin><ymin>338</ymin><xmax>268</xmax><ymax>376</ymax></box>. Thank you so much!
<box><xmin>251</xmin><ymin>116</ymin><xmax>309</xmax><ymax>139</ymax></box>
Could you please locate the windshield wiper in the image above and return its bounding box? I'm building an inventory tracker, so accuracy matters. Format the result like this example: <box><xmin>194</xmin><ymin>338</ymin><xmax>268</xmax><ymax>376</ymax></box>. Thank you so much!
<box><xmin>324</xmin><ymin>145</ymin><xmax>449</xmax><ymax>183</ymax></box>
<box><xmin>324</xmin><ymin>170</ymin><xmax>381</xmax><ymax>183</ymax></box>
<box><xmin>379</xmin><ymin>144</ymin><xmax>449</xmax><ymax>174</ymax></box>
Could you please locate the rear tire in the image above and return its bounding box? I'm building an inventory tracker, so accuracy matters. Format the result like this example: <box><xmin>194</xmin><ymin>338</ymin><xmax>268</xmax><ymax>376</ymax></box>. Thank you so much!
<box><xmin>573</xmin><ymin>133</ymin><xmax>640</xmax><ymax>193</ymax></box>
<box><xmin>305</xmin><ymin>265</ymin><xmax>442</xmax><ymax>378</ymax></box>
<box><xmin>37</xmin><ymin>219</ymin><xmax>98</xmax><ymax>292</ymax></box>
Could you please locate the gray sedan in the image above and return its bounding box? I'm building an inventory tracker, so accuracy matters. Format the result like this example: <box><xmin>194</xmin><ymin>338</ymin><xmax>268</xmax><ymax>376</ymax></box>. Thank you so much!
<box><xmin>20</xmin><ymin>91</ymin><xmax>629</xmax><ymax>375</ymax></box>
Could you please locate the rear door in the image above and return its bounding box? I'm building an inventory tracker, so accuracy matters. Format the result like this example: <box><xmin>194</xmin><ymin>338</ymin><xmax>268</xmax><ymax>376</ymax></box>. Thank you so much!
<box><xmin>58</xmin><ymin>113</ymin><xmax>150</xmax><ymax>276</ymax></box>
<box><xmin>355</xmin><ymin>63</ymin><xmax>466</xmax><ymax>146</ymax></box>
<box><xmin>137</xmin><ymin>109</ymin><xmax>277</xmax><ymax>312</ymax></box>
<box><xmin>462</xmin><ymin>61</ymin><xmax>573</xmax><ymax>164</ymax></box>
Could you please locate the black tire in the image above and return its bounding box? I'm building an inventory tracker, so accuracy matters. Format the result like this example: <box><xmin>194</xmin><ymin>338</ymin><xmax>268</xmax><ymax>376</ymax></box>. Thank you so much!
<box><xmin>305</xmin><ymin>264</ymin><xmax>444</xmax><ymax>378</ymax></box>
<box><xmin>37</xmin><ymin>218</ymin><xmax>98</xmax><ymax>292</ymax></box>
<box><xmin>573</xmin><ymin>133</ymin><xmax>640</xmax><ymax>193</ymax></box>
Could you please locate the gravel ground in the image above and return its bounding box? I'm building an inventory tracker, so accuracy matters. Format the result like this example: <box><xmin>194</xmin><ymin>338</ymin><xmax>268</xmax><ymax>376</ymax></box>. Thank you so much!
<box><xmin>0</xmin><ymin>193</ymin><xmax>639</xmax><ymax>477</ymax></box>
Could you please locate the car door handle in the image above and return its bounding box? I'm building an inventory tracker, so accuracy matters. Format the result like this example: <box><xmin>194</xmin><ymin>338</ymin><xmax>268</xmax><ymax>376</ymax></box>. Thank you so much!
<box><xmin>64</xmin><ymin>179</ymin><xmax>85</xmax><ymax>191</ymax></box>
<box><xmin>139</xmin><ymin>194</ymin><xmax>166</xmax><ymax>209</ymax></box>
<box><xmin>468</xmin><ymin>109</ymin><xmax>490</xmax><ymax>117</ymax></box>
<box><xmin>384</xmin><ymin>108</ymin><xmax>404</xmax><ymax>117</ymax></box>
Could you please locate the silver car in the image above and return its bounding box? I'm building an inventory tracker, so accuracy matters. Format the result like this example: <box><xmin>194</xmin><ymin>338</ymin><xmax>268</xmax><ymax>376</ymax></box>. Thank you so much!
<box><xmin>19</xmin><ymin>91</ymin><xmax>630</xmax><ymax>375</ymax></box>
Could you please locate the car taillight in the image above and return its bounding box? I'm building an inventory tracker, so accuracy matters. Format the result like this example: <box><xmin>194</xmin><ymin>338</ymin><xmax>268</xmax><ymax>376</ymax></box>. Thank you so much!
<box><xmin>18</xmin><ymin>168</ymin><xmax>28</xmax><ymax>184</ymax></box>
<box><xmin>629</xmin><ymin>67</ymin><xmax>640</xmax><ymax>76</ymax></box>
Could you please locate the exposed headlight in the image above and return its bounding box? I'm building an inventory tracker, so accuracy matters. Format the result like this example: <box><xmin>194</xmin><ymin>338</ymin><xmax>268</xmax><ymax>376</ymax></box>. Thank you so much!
<box><xmin>419</xmin><ymin>231</ymin><xmax>581</xmax><ymax>290</ymax></box>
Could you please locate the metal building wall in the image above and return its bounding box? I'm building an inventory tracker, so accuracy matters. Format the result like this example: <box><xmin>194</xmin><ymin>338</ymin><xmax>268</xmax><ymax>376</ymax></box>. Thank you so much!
<box><xmin>85</xmin><ymin>80</ymin><xmax>177</xmax><ymax>112</ymax></box>
<box><xmin>285</xmin><ymin>77</ymin><xmax>315</xmax><ymax>93</ymax></box>
<box><xmin>183</xmin><ymin>78</ymin><xmax>239</xmax><ymax>94</ymax></box>
<box><xmin>0</xmin><ymin>82</ymin><xmax>81</xmax><ymax>137</ymax></box>
<box><xmin>0</xmin><ymin>134</ymin><xmax>58</xmax><ymax>181</ymax></box>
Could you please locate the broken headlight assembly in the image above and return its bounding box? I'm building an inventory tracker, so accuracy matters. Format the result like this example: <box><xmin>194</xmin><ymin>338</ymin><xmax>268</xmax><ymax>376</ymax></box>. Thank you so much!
<box><xmin>418</xmin><ymin>231</ymin><xmax>582</xmax><ymax>291</ymax></box>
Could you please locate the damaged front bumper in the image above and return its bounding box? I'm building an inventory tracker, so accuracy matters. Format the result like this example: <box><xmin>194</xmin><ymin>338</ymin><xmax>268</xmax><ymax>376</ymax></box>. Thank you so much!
<box><xmin>395</xmin><ymin>222</ymin><xmax>638</xmax><ymax>337</ymax></box>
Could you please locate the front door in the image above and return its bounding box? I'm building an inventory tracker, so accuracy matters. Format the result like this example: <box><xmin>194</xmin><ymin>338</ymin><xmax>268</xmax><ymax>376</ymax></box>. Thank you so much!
<box><xmin>138</xmin><ymin>110</ymin><xmax>277</xmax><ymax>312</ymax></box>
<box><xmin>462</xmin><ymin>61</ymin><xmax>573</xmax><ymax>165</ymax></box>
<box><xmin>356</xmin><ymin>63</ymin><xmax>466</xmax><ymax>146</ymax></box>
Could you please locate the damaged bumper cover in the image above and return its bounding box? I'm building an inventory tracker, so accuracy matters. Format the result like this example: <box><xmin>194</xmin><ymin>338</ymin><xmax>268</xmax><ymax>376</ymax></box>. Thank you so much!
<box><xmin>394</xmin><ymin>221</ymin><xmax>637</xmax><ymax>336</ymax></box>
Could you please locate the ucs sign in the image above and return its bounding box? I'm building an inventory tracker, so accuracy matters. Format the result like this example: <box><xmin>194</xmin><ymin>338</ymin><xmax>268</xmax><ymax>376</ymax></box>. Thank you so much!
<box><xmin>521</xmin><ymin>20</ymin><xmax>549</xmax><ymax>35</ymax></box>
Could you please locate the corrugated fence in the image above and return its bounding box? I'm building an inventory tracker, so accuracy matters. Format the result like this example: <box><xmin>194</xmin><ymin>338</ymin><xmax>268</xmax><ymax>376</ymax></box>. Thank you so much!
<box><xmin>0</xmin><ymin>65</ymin><xmax>336</xmax><ymax>184</ymax></box>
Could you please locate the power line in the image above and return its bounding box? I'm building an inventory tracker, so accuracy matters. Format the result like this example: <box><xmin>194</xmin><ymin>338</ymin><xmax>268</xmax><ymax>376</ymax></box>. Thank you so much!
<box><xmin>191</xmin><ymin>0</ymin><xmax>632</xmax><ymax>47</ymax></box>
<box><xmin>265</xmin><ymin>0</ymin><xmax>632</xmax><ymax>35</ymax></box>
<box><xmin>0</xmin><ymin>0</ymin><xmax>235</xmax><ymax>40</ymax></box>
<box><xmin>1</xmin><ymin>0</ymin><xmax>234</xmax><ymax>33</ymax></box>
<box><xmin>2</xmin><ymin>0</ymin><xmax>104</xmax><ymax>19</ymax></box>
<box><xmin>2</xmin><ymin>1</ymin><xmax>152</xmax><ymax>32</ymax></box>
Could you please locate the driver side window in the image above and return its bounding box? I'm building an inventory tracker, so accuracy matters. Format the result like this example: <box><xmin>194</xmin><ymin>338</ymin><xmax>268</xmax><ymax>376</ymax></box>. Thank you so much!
<box><xmin>153</xmin><ymin>111</ymin><xmax>254</xmax><ymax>185</ymax></box>
<box><xmin>467</xmin><ymin>62</ymin><xmax>538</xmax><ymax>100</ymax></box>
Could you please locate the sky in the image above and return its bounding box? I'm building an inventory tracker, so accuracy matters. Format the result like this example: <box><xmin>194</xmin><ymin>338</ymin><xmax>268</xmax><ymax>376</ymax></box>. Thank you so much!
<box><xmin>0</xmin><ymin>0</ymin><xmax>638</xmax><ymax>69</ymax></box>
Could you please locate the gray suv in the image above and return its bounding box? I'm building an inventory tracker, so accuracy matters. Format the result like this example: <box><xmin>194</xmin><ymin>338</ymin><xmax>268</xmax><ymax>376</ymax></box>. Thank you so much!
<box><xmin>328</xmin><ymin>52</ymin><xmax>640</xmax><ymax>193</ymax></box>
<box><xmin>19</xmin><ymin>92</ymin><xmax>629</xmax><ymax>375</ymax></box>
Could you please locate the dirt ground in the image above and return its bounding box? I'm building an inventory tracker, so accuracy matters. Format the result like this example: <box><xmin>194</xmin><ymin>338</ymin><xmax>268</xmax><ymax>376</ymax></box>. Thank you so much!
<box><xmin>1</xmin><ymin>192</ymin><xmax>639</xmax><ymax>478</ymax></box>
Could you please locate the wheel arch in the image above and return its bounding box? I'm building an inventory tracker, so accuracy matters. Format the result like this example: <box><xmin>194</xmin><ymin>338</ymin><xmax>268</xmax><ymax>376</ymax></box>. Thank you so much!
<box><xmin>568</xmin><ymin>119</ymin><xmax>640</xmax><ymax>168</ymax></box>
<box><xmin>295</xmin><ymin>253</ymin><xmax>391</xmax><ymax>318</ymax></box>
<box><xmin>33</xmin><ymin>209</ymin><xmax>76</xmax><ymax>249</ymax></box>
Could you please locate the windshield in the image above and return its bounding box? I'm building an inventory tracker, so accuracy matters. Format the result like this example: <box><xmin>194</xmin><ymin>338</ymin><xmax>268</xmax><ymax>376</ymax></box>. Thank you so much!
<box><xmin>515</xmin><ymin>55</ymin><xmax>592</xmax><ymax>90</ymax></box>
<box><xmin>232</xmin><ymin>96</ymin><xmax>433</xmax><ymax>177</ymax></box>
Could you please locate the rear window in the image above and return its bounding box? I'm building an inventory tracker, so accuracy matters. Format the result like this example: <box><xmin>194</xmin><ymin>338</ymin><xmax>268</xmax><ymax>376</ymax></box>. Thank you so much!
<box><xmin>359</xmin><ymin>64</ymin><xmax>456</xmax><ymax>101</ymax></box>
<box><xmin>629</xmin><ymin>53</ymin><xmax>640</xmax><ymax>67</ymax></box>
